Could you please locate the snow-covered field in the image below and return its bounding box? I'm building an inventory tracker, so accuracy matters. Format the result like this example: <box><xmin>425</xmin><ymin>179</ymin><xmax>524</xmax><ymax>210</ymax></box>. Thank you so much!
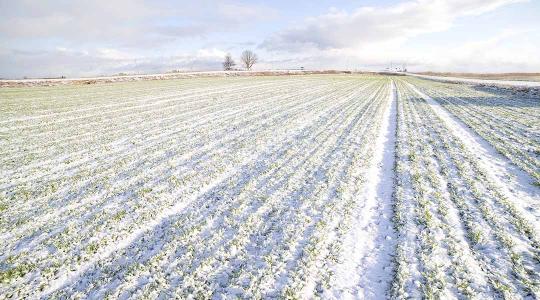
<box><xmin>0</xmin><ymin>74</ymin><xmax>539</xmax><ymax>299</ymax></box>
<box><xmin>407</xmin><ymin>73</ymin><xmax>540</xmax><ymax>88</ymax></box>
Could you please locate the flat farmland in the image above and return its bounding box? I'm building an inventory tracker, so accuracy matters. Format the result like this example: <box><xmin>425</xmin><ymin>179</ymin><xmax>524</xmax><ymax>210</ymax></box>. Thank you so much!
<box><xmin>1</xmin><ymin>74</ymin><xmax>539</xmax><ymax>299</ymax></box>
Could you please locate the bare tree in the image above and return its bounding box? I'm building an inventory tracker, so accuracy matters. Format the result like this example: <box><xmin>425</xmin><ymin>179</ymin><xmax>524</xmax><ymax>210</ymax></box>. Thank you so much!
<box><xmin>240</xmin><ymin>50</ymin><xmax>258</xmax><ymax>70</ymax></box>
<box><xmin>222</xmin><ymin>53</ymin><xmax>236</xmax><ymax>71</ymax></box>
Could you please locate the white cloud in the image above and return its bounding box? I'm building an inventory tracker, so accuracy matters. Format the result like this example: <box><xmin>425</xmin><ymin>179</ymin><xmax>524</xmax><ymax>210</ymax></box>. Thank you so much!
<box><xmin>196</xmin><ymin>48</ymin><xmax>227</xmax><ymax>59</ymax></box>
<box><xmin>256</xmin><ymin>0</ymin><xmax>540</xmax><ymax>72</ymax></box>
<box><xmin>260</xmin><ymin>0</ymin><xmax>526</xmax><ymax>51</ymax></box>
<box><xmin>95</xmin><ymin>48</ymin><xmax>138</xmax><ymax>60</ymax></box>
<box><xmin>216</xmin><ymin>2</ymin><xmax>278</xmax><ymax>21</ymax></box>
<box><xmin>0</xmin><ymin>47</ymin><xmax>228</xmax><ymax>79</ymax></box>
<box><xmin>0</xmin><ymin>0</ymin><xmax>277</xmax><ymax>77</ymax></box>
<box><xmin>0</xmin><ymin>0</ymin><xmax>536</xmax><ymax>77</ymax></box>
<box><xmin>0</xmin><ymin>0</ymin><xmax>277</xmax><ymax>47</ymax></box>
<box><xmin>415</xmin><ymin>29</ymin><xmax>540</xmax><ymax>72</ymax></box>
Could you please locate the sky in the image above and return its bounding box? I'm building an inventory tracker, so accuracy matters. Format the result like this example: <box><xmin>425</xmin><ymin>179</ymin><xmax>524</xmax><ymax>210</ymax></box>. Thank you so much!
<box><xmin>0</xmin><ymin>0</ymin><xmax>539</xmax><ymax>78</ymax></box>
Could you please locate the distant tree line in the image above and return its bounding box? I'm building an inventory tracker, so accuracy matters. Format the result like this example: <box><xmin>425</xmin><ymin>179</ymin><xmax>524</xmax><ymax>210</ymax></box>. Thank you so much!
<box><xmin>223</xmin><ymin>50</ymin><xmax>258</xmax><ymax>71</ymax></box>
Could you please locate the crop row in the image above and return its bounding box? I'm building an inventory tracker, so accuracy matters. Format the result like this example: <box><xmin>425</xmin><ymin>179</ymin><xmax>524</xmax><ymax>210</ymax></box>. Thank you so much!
<box><xmin>391</xmin><ymin>79</ymin><xmax>540</xmax><ymax>299</ymax></box>
<box><xmin>405</xmin><ymin>77</ymin><xmax>540</xmax><ymax>185</ymax></box>
<box><xmin>0</xmin><ymin>75</ymin><xmax>391</xmax><ymax>298</ymax></box>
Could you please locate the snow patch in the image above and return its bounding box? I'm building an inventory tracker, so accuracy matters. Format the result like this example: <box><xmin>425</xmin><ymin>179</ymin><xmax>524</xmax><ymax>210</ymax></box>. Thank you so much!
<box><xmin>330</xmin><ymin>80</ymin><xmax>397</xmax><ymax>299</ymax></box>
<box><xmin>407</xmin><ymin>82</ymin><xmax>540</xmax><ymax>231</ymax></box>
<box><xmin>407</xmin><ymin>73</ymin><xmax>540</xmax><ymax>88</ymax></box>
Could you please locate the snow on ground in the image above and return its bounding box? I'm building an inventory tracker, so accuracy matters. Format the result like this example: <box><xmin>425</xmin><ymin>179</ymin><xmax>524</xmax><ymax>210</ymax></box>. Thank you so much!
<box><xmin>0</xmin><ymin>70</ymin><xmax>355</xmax><ymax>88</ymax></box>
<box><xmin>407</xmin><ymin>73</ymin><xmax>540</xmax><ymax>88</ymax></box>
<box><xmin>329</xmin><ymin>80</ymin><xmax>397</xmax><ymax>299</ymax></box>
<box><xmin>407</xmin><ymin>83</ymin><xmax>540</xmax><ymax>230</ymax></box>
<box><xmin>1</xmin><ymin>74</ymin><xmax>539</xmax><ymax>299</ymax></box>
<box><xmin>391</xmin><ymin>79</ymin><xmax>540</xmax><ymax>298</ymax></box>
